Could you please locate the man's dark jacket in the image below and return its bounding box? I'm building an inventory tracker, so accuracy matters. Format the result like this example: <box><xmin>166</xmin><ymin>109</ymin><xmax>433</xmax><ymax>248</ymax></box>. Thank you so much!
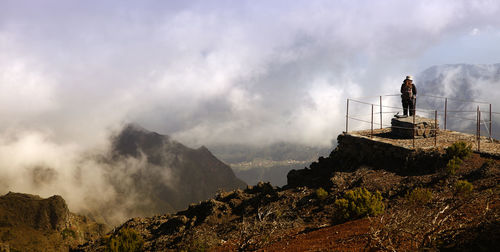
<box><xmin>400</xmin><ymin>83</ymin><xmax>417</xmax><ymax>99</ymax></box>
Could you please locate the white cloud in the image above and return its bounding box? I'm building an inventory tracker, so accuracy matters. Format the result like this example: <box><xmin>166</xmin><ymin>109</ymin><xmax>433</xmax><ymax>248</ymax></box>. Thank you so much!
<box><xmin>470</xmin><ymin>28</ymin><xmax>480</xmax><ymax>35</ymax></box>
<box><xmin>0</xmin><ymin>0</ymin><xmax>498</xmax><ymax>147</ymax></box>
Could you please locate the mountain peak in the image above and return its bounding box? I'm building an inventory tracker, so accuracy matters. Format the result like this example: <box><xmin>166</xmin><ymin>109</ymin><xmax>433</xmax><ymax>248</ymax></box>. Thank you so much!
<box><xmin>197</xmin><ymin>145</ymin><xmax>210</xmax><ymax>152</ymax></box>
<box><xmin>112</xmin><ymin>123</ymin><xmax>170</xmax><ymax>158</ymax></box>
<box><xmin>121</xmin><ymin>123</ymin><xmax>152</xmax><ymax>134</ymax></box>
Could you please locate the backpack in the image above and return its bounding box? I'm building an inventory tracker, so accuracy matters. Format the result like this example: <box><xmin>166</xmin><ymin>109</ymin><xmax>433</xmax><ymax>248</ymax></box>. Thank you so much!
<box><xmin>402</xmin><ymin>84</ymin><xmax>413</xmax><ymax>99</ymax></box>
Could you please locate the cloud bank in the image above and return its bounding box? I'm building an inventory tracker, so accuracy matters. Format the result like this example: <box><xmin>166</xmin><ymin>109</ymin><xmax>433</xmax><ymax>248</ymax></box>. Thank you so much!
<box><xmin>1</xmin><ymin>0</ymin><xmax>499</xmax><ymax>147</ymax></box>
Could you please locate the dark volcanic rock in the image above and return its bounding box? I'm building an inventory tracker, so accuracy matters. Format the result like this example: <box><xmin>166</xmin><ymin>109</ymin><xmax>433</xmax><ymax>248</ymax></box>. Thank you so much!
<box><xmin>0</xmin><ymin>192</ymin><xmax>106</xmax><ymax>251</ymax></box>
<box><xmin>286</xmin><ymin>133</ymin><xmax>447</xmax><ymax>188</ymax></box>
<box><xmin>0</xmin><ymin>192</ymin><xmax>69</xmax><ymax>231</ymax></box>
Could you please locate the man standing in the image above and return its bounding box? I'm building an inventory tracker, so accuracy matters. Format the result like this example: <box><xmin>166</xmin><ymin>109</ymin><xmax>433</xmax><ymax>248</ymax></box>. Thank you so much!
<box><xmin>401</xmin><ymin>75</ymin><xmax>417</xmax><ymax>116</ymax></box>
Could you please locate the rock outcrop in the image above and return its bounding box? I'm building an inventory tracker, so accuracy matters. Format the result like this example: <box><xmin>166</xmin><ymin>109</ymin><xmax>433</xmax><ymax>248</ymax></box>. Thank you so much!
<box><xmin>287</xmin><ymin>132</ymin><xmax>446</xmax><ymax>188</ymax></box>
<box><xmin>0</xmin><ymin>192</ymin><xmax>106</xmax><ymax>251</ymax></box>
<box><xmin>0</xmin><ymin>192</ymin><xmax>69</xmax><ymax>231</ymax></box>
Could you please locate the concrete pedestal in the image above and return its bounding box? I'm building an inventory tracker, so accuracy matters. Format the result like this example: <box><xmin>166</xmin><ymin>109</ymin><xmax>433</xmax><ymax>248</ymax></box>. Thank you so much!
<box><xmin>391</xmin><ymin>115</ymin><xmax>439</xmax><ymax>139</ymax></box>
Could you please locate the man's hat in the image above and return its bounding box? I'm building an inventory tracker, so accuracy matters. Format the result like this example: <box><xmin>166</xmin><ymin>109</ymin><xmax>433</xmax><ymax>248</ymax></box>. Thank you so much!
<box><xmin>405</xmin><ymin>75</ymin><xmax>413</xmax><ymax>81</ymax></box>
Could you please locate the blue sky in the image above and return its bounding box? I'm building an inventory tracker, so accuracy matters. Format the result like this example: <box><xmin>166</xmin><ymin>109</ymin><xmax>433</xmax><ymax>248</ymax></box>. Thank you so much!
<box><xmin>1</xmin><ymin>0</ymin><xmax>500</xmax><ymax>147</ymax></box>
<box><xmin>418</xmin><ymin>29</ymin><xmax>500</xmax><ymax>67</ymax></box>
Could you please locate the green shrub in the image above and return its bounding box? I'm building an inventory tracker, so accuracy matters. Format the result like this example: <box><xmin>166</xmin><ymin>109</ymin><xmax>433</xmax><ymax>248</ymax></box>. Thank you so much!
<box><xmin>187</xmin><ymin>239</ymin><xmax>209</xmax><ymax>252</ymax></box>
<box><xmin>446</xmin><ymin>141</ymin><xmax>472</xmax><ymax>160</ymax></box>
<box><xmin>483</xmin><ymin>159</ymin><xmax>495</xmax><ymax>168</ymax></box>
<box><xmin>181</xmin><ymin>233</ymin><xmax>221</xmax><ymax>252</ymax></box>
<box><xmin>334</xmin><ymin>188</ymin><xmax>384</xmax><ymax>221</ymax></box>
<box><xmin>406</xmin><ymin>187</ymin><xmax>433</xmax><ymax>205</ymax></box>
<box><xmin>315</xmin><ymin>188</ymin><xmax>328</xmax><ymax>200</ymax></box>
<box><xmin>61</xmin><ymin>228</ymin><xmax>76</xmax><ymax>240</ymax></box>
<box><xmin>107</xmin><ymin>228</ymin><xmax>144</xmax><ymax>252</ymax></box>
<box><xmin>446</xmin><ymin>157</ymin><xmax>462</xmax><ymax>175</ymax></box>
<box><xmin>455</xmin><ymin>180</ymin><xmax>473</xmax><ymax>196</ymax></box>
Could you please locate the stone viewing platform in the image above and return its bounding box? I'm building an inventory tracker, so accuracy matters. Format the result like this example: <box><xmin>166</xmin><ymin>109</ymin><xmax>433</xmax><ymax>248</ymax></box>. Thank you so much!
<box><xmin>391</xmin><ymin>115</ymin><xmax>438</xmax><ymax>139</ymax></box>
<box><xmin>288</xmin><ymin>128</ymin><xmax>500</xmax><ymax>186</ymax></box>
<box><xmin>332</xmin><ymin>129</ymin><xmax>500</xmax><ymax>175</ymax></box>
<box><xmin>348</xmin><ymin>128</ymin><xmax>500</xmax><ymax>158</ymax></box>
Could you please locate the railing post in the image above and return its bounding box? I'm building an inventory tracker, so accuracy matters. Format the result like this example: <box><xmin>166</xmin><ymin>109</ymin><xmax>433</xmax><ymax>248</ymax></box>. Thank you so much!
<box><xmin>490</xmin><ymin>104</ymin><xmax>492</xmax><ymax>140</ymax></box>
<box><xmin>380</xmin><ymin>96</ymin><xmax>383</xmax><ymax>129</ymax></box>
<box><xmin>434</xmin><ymin>110</ymin><xmax>437</xmax><ymax>147</ymax></box>
<box><xmin>413</xmin><ymin>112</ymin><xmax>416</xmax><ymax>148</ymax></box>
<box><xmin>479</xmin><ymin>107</ymin><xmax>481</xmax><ymax>151</ymax></box>
<box><xmin>477</xmin><ymin>106</ymin><xmax>480</xmax><ymax>151</ymax></box>
<box><xmin>346</xmin><ymin>99</ymin><xmax>349</xmax><ymax>133</ymax></box>
<box><xmin>444</xmin><ymin>98</ymin><xmax>447</xmax><ymax>130</ymax></box>
<box><xmin>414</xmin><ymin>96</ymin><xmax>417</xmax><ymax>116</ymax></box>
<box><xmin>371</xmin><ymin>104</ymin><xmax>374</xmax><ymax>138</ymax></box>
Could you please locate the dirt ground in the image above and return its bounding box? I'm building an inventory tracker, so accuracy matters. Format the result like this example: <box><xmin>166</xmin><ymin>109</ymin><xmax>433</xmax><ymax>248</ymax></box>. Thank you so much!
<box><xmin>261</xmin><ymin>218</ymin><xmax>375</xmax><ymax>251</ymax></box>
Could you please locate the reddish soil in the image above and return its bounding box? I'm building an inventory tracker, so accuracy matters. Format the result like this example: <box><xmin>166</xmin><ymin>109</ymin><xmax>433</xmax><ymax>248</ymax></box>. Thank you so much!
<box><xmin>261</xmin><ymin>218</ymin><xmax>376</xmax><ymax>251</ymax></box>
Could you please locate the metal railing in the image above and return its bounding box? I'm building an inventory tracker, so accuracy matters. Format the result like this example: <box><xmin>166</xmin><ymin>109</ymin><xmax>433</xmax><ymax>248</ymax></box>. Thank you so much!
<box><xmin>345</xmin><ymin>94</ymin><xmax>496</xmax><ymax>151</ymax></box>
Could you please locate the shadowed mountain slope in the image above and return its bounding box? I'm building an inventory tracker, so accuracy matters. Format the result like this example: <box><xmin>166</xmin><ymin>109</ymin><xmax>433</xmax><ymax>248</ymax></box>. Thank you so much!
<box><xmin>104</xmin><ymin>124</ymin><xmax>246</xmax><ymax>219</ymax></box>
